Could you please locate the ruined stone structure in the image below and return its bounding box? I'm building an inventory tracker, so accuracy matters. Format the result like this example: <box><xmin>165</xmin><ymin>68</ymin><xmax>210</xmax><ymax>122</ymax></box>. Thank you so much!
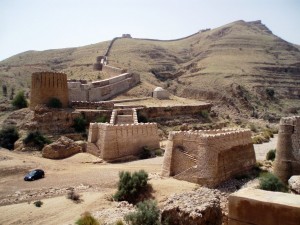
<box><xmin>30</xmin><ymin>72</ymin><xmax>69</xmax><ymax>109</ymax></box>
<box><xmin>87</xmin><ymin>108</ymin><xmax>159</xmax><ymax>160</ymax></box>
<box><xmin>274</xmin><ymin>116</ymin><xmax>300</xmax><ymax>183</ymax></box>
<box><xmin>228</xmin><ymin>188</ymin><xmax>300</xmax><ymax>225</ymax></box>
<box><xmin>102</xmin><ymin>65</ymin><xmax>127</xmax><ymax>77</ymax></box>
<box><xmin>153</xmin><ymin>87</ymin><xmax>170</xmax><ymax>99</ymax></box>
<box><xmin>161</xmin><ymin>129</ymin><xmax>256</xmax><ymax>187</ymax></box>
<box><xmin>68</xmin><ymin>73</ymin><xmax>140</xmax><ymax>102</ymax></box>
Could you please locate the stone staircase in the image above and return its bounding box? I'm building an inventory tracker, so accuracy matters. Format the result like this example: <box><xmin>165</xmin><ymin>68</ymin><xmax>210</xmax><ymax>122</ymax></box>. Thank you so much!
<box><xmin>177</xmin><ymin>147</ymin><xmax>197</xmax><ymax>163</ymax></box>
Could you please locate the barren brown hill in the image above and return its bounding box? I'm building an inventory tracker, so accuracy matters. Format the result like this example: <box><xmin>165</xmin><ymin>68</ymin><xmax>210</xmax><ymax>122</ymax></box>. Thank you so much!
<box><xmin>0</xmin><ymin>20</ymin><xmax>299</xmax><ymax>119</ymax></box>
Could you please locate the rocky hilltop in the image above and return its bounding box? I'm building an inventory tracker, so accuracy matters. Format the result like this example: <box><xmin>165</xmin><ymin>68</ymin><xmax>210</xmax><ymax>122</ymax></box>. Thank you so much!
<box><xmin>0</xmin><ymin>20</ymin><xmax>299</xmax><ymax>119</ymax></box>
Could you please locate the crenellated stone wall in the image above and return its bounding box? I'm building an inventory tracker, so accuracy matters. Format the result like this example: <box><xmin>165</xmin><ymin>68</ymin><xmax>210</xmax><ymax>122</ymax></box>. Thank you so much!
<box><xmin>274</xmin><ymin>116</ymin><xmax>300</xmax><ymax>183</ymax></box>
<box><xmin>88</xmin><ymin>122</ymin><xmax>159</xmax><ymax>160</ymax></box>
<box><xmin>102</xmin><ymin>65</ymin><xmax>127</xmax><ymax>77</ymax></box>
<box><xmin>68</xmin><ymin>73</ymin><xmax>140</xmax><ymax>102</ymax></box>
<box><xmin>30</xmin><ymin>72</ymin><xmax>69</xmax><ymax>109</ymax></box>
<box><xmin>162</xmin><ymin>129</ymin><xmax>256</xmax><ymax>187</ymax></box>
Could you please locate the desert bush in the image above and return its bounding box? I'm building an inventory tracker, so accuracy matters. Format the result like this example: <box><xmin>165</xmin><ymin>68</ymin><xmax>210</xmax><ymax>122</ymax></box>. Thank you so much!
<box><xmin>12</xmin><ymin>91</ymin><xmax>28</xmax><ymax>109</ymax></box>
<box><xmin>266</xmin><ymin>88</ymin><xmax>275</xmax><ymax>99</ymax></box>
<box><xmin>95</xmin><ymin>115</ymin><xmax>108</xmax><ymax>123</ymax></box>
<box><xmin>0</xmin><ymin>126</ymin><xmax>19</xmax><ymax>150</ymax></box>
<box><xmin>139</xmin><ymin>146</ymin><xmax>152</xmax><ymax>159</ymax></box>
<box><xmin>124</xmin><ymin>200</ymin><xmax>160</xmax><ymax>225</ymax></box>
<box><xmin>73</xmin><ymin>116</ymin><xmax>87</xmax><ymax>132</ymax></box>
<box><xmin>23</xmin><ymin>131</ymin><xmax>51</xmax><ymax>150</ymax></box>
<box><xmin>47</xmin><ymin>97</ymin><xmax>62</xmax><ymax>108</ymax></box>
<box><xmin>154</xmin><ymin>149</ymin><xmax>164</xmax><ymax>157</ymax></box>
<box><xmin>34</xmin><ymin>200</ymin><xmax>43</xmax><ymax>207</ymax></box>
<box><xmin>113</xmin><ymin>170</ymin><xmax>148</xmax><ymax>203</ymax></box>
<box><xmin>76</xmin><ymin>212</ymin><xmax>100</xmax><ymax>225</ymax></box>
<box><xmin>252</xmin><ymin>135</ymin><xmax>265</xmax><ymax>144</ymax></box>
<box><xmin>137</xmin><ymin>114</ymin><xmax>148</xmax><ymax>123</ymax></box>
<box><xmin>199</xmin><ymin>110</ymin><xmax>209</xmax><ymax>119</ymax></box>
<box><xmin>115</xmin><ymin>220</ymin><xmax>125</xmax><ymax>225</ymax></box>
<box><xmin>259</xmin><ymin>172</ymin><xmax>287</xmax><ymax>192</ymax></box>
<box><xmin>266</xmin><ymin>149</ymin><xmax>276</xmax><ymax>161</ymax></box>
<box><xmin>249</xmin><ymin>123</ymin><xmax>258</xmax><ymax>133</ymax></box>
<box><xmin>67</xmin><ymin>189</ymin><xmax>82</xmax><ymax>203</ymax></box>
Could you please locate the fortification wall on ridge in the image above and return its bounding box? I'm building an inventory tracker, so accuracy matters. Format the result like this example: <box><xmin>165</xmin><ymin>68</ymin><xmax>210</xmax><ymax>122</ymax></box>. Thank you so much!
<box><xmin>30</xmin><ymin>72</ymin><xmax>69</xmax><ymax>109</ymax></box>
<box><xmin>102</xmin><ymin>65</ymin><xmax>127</xmax><ymax>77</ymax></box>
<box><xmin>88</xmin><ymin>122</ymin><xmax>159</xmax><ymax>160</ymax></box>
<box><xmin>68</xmin><ymin>73</ymin><xmax>140</xmax><ymax>102</ymax></box>
<box><xmin>162</xmin><ymin>129</ymin><xmax>256</xmax><ymax>187</ymax></box>
<box><xmin>274</xmin><ymin>116</ymin><xmax>300</xmax><ymax>183</ymax></box>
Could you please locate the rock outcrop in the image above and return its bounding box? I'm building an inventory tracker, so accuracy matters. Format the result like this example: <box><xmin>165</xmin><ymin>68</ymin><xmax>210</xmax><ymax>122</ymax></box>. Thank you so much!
<box><xmin>161</xmin><ymin>187</ymin><xmax>222</xmax><ymax>225</ymax></box>
<box><xmin>288</xmin><ymin>176</ymin><xmax>300</xmax><ymax>194</ymax></box>
<box><xmin>42</xmin><ymin>136</ymin><xmax>82</xmax><ymax>159</ymax></box>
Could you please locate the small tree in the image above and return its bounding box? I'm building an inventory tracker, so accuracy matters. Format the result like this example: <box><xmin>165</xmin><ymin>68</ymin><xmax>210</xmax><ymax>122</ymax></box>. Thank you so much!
<box><xmin>266</xmin><ymin>88</ymin><xmax>275</xmax><ymax>99</ymax></box>
<box><xmin>12</xmin><ymin>91</ymin><xmax>28</xmax><ymax>109</ymax></box>
<box><xmin>47</xmin><ymin>97</ymin><xmax>62</xmax><ymax>108</ymax></box>
<box><xmin>124</xmin><ymin>200</ymin><xmax>160</xmax><ymax>225</ymax></box>
<box><xmin>0</xmin><ymin>126</ymin><xmax>19</xmax><ymax>150</ymax></box>
<box><xmin>113</xmin><ymin>170</ymin><xmax>148</xmax><ymax>203</ymax></box>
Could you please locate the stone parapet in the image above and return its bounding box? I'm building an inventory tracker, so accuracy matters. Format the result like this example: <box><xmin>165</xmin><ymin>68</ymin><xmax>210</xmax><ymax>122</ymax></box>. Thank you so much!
<box><xmin>70</xmin><ymin>101</ymin><xmax>114</xmax><ymax>110</ymax></box>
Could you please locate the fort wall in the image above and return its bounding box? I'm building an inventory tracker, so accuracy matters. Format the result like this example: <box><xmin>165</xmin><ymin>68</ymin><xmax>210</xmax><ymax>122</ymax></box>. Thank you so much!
<box><xmin>68</xmin><ymin>73</ymin><xmax>140</xmax><ymax>102</ymax></box>
<box><xmin>274</xmin><ymin>116</ymin><xmax>300</xmax><ymax>183</ymax></box>
<box><xmin>70</xmin><ymin>101</ymin><xmax>114</xmax><ymax>110</ymax></box>
<box><xmin>88</xmin><ymin>122</ymin><xmax>159</xmax><ymax>160</ymax></box>
<box><xmin>162</xmin><ymin>129</ymin><xmax>256</xmax><ymax>187</ymax></box>
<box><xmin>102</xmin><ymin>65</ymin><xmax>127</xmax><ymax>77</ymax></box>
<box><xmin>30</xmin><ymin>72</ymin><xmax>69</xmax><ymax>109</ymax></box>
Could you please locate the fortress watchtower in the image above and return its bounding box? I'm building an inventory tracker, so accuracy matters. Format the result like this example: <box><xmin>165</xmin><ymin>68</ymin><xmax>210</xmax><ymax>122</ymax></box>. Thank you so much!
<box><xmin>30</xmin><ymin>72</ymin><xmax>69</xmax><ymax>109</ymax></box>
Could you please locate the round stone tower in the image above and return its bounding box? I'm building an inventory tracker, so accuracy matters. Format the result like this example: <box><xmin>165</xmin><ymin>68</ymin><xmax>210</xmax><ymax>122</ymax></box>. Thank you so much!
<box><xmin>274</xmin><ymin>117</ymin><xmax>300</xmax><ymax>183</ymax></box>
<box><xmin>30</xmin><ymin>72</ymin><xmax>69</xmax><ymax>109</ymax></box>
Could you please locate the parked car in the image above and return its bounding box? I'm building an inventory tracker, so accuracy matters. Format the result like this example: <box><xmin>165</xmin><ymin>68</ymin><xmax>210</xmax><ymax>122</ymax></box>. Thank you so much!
<box><xmin>24</xmin><ymin>169</ymin><xmax>45</xmax><ymax>181</ymax></box>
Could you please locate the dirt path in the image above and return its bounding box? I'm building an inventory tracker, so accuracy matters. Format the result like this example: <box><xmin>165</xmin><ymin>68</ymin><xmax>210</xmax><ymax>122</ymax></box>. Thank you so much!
<box><xmin>254</xmin><ymin>134</ymin><xmax>278</xmax><ymax>161</ymax></box>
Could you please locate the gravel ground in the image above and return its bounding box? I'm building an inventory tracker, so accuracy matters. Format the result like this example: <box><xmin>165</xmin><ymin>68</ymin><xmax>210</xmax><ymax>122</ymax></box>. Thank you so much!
<box><xmin>254</xmin><ymin>134</ymin><xmax>278</xmax><ymax>161</ymax></box>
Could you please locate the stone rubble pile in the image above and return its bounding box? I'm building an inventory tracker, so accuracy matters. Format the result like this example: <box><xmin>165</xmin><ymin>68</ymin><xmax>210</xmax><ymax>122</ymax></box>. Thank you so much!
<box><xmin>161</xmin><ymin>187</ymin><xmax>222</xmax><ymax>225</ymax></box>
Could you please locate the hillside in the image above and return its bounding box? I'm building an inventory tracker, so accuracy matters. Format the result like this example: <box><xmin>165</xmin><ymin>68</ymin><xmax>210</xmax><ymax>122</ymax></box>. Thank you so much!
<box><xmin>0</xmin><ymin>20</ymin><xmax>299</xmax><ymax>120</ymax></box>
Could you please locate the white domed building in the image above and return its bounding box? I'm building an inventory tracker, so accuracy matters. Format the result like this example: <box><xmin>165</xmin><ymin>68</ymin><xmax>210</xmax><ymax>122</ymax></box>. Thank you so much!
<box><xmin>153</xmin><ymin>87</ymin><xmax>170</xmax><ymax>100</ymax></box>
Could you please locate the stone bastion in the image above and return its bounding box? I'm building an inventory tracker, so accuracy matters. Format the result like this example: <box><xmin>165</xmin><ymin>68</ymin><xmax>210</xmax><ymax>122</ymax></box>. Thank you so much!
<box><xmin>161</xmin><ymin>128</ymin><xmax>256</xmax><ymax>187</ymax></box>
<box><xmin>274</xmin><ymin>116</ymin><xmax>300</xmax><ymax>183</ymax></box>
<box><xmin>30</xmin><ymin>72</ymin><xmax>69</xmax><ymax>109</ymax></box>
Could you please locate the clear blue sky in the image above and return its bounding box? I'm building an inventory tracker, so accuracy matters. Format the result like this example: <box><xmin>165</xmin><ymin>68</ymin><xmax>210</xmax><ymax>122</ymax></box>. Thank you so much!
<box><xmin>0</xmin><ymin>0</ymin><xmax>299</xmax><ymax>61</ymax></box>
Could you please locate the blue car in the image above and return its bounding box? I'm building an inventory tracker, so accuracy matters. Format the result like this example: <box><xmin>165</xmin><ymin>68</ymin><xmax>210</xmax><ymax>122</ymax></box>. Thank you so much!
<box><xmin>24</xmin><ymin>169</ymin><xmax>45</xmax><ymax>181</ymax></box>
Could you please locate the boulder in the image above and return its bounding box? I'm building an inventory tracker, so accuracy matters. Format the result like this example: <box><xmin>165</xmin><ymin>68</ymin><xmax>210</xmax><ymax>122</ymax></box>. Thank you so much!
<box><xmin>42</xmin><ymin>136</ymin><xmax>82</xmax><ymax>159</ymax></box>
<box><xmin>288</xmin><ymin>176</ymin><xmax>300</xmax><ymax>194</ymax></box>
<box><xmin>161</xmin><ymin>187</ymin><xmax>222</xmax><ymax>225</ymax></box>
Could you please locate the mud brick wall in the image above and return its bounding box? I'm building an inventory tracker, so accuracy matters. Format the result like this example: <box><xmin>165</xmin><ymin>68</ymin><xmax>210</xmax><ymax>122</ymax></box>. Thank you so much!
<box><xmin>30</xmin><ymin>72</ymin><xmax>69</xmax><ymax>109</ymax></box>
<box><xmin>162</xmin><ymin>129</ymin><xmax>256</xmax><ymax>187</ymax></box>
<box><xmin>70</xmin><ymin>101</ymin><xmax>114</xmax><ymax>110</ymax></box>
<box><xmin>88</xmin><ymin>123</ymin><xmax>159</xmax><ymax>160</ymax></box>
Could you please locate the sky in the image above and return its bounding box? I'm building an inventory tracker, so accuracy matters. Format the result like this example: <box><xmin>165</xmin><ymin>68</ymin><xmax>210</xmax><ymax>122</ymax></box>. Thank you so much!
<box><xmin>0</xmin><ymin>0</ymin><xmax>299</xmax><ymax>61</ymax></box>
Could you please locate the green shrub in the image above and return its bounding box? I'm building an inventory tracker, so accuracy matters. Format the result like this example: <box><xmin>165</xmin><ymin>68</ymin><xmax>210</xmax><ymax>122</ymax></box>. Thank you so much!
<box><xmin>259</xmin><ymin>172</ymin><xmax>287</xmax><ymax>192</ymax></box>
<box><xmin>252</xmin><ymin>135</ymin><xmax>264</xmax><ymax>144</ymax></box>
<box><xmin>67</xmin><ymin>190</ymin><xmax>82</xmax><ymax>203</ymax></box>
<box><xmin>266</xmin><ymin>88</ymin><xmax>275</xmax><ymax>99</ymax></box>
<box><xmin>76</xmin><ymin>212</ymin><xmax>100</xmax><ymax>225</ymax></box>
<box><xmin>23</xmin><ymin>131</ymin><xmax>51</xmax><ymax>150</ymax></box>
<box><xmin>0</xmin><ymin>126</ymin><xmax>19</xmax><ymax>150</ymax></box>
<box><xmin>139</xmin><ymin>146</ymin><xmax>152</xmax><ymax>159</ymax></box>
<box><xmin>113</xmin><ymin>170</ymin><xmax>148</xmax><ymax>203</ymax></box>
<box><xmin>137</xmin><ymin>113</ymin><xmax>148</xmax><ymax>123</ymax></box>
<box><xmin>249</xmin><ymin>123</ymin><xmax>258</xmax><ymax>133</ymax></box>
<box><xmin>154</xmin><ymin>149</ymin><xmax>164</xmax><ymax>157</ymax></box>
<box><xmin>73</xmin><ymin>116</ymin><xmax>87</xmax><ymax>132</ymax></box>
<box><xmin>33</xmin><ymin>200</ymin><xmax>43</xmax><ymax>207</ymax></box>
<box><xmin>266</xmin><ymin>149</ymin><xmax>276</xmax><ymax>161</ymax></box>
<box><xmin>115</xmin><ymin>220</ymin><xmax>125</xmax><ymax>225</ymax></box>
<box><xmin>12</xmin><ymin>91</ymin><xmax>28</xmax><ymax>109</ymax></box>
<box><xmin>124</xmin><ymin>200</ymin><xmax>160</xmax><ymax>225</ymax></box>
<box><xmin>47</xmin><ymin>97</ymin><xmax>62</xmax><ymax>108</ymax></box>
<box><xmin>199</xmin><ymin>110</ymin><xmax>209</xmax><ymax>119</ymax></box>
<box><xmin>95</xmin><ymin>116</ymin><xmax>108</xmax><ymax>123</ymax></box>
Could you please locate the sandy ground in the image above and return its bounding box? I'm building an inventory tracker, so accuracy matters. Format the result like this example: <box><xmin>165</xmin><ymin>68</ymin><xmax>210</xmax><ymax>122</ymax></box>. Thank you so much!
<box><xmin>0</xmin><ymin>135</ymin><xmax>278</xmax><ymax>225</ymax></box>
<box><xmin>0</xmin><ymin>149</ymin><xmax>196</xmax><ymax>225</ymax></box>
